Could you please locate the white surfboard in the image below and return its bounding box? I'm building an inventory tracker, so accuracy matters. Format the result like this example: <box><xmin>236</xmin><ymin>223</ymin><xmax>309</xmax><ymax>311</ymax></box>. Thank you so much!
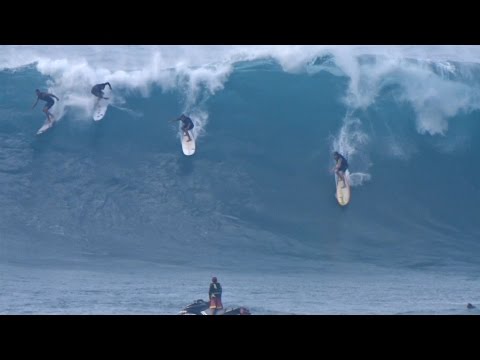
<box><xmin>93</xmin><ymin>99</ymin><xmax>109</xmax><ymax>121</ymax></box>
<box><xmin>181</xmin><ymin>130</ymin><xmax>196</xmax><ymax>156</ymax></box>
<box><xmin>335</xmin><ymin>169</ymin><xmax>351</xmax><ymax>206</ymax></box>
<box><xmin>36</xmin><ymin>117</ymin><xmax>55</xmax><ymax>135</ymax></box>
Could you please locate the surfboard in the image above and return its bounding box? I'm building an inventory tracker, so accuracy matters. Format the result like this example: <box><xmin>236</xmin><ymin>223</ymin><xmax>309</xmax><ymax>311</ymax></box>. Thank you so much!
<box><xmin>181</xmin><ymin>130</ymin><xmax>196</xmax><ymax>156</ymax></box>
<box><xmin>93</xmin><ymin>99</ymin><xmax>109</xmax><ymax>121</ymax></box>
<box><xmin>36</xmin><ymin>117</ymin><xmax>55</xmax><ymax>135</ymax></box>
<box><xmin>335</xmin><ymin>169</ymin><xmax>351</xmax><ymax>206</ymax></box>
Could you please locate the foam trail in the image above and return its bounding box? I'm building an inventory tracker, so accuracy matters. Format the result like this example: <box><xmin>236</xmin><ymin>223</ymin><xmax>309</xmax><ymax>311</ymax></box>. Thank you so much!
<box><xmin>348</xmin><ymin>172</ymin><xmax>372</xmax><ymax>187</ymax></box>
<box><xmin>110</xmin><ymin>104</ymin><xmax>143</xmax><ymax>119</ymax></box>
<box><xmin>332</xmin><ymin>116</ymin><xmax>371</xmax><ymax>187</ymax></box>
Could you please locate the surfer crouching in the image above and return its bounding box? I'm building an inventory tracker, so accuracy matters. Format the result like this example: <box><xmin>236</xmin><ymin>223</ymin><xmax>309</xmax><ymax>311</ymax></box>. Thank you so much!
<box><xmin>32</xmin><ymin>89</ymin><xmax>59</xmax><ymax>123</ymax></box>
<box><xmin>172</xmin><ymin>114</ymin><xmax>194</xmax><ymax>142</ymax></box>
<box><xmin>332</xmin><ymin>151</ymin><xmax>348</xmax><ymax>186</ymax></box>
<box><xmin>91</xmin><ymin>82</ymin><xmax>112</xmax><ymax>100</ymax></box>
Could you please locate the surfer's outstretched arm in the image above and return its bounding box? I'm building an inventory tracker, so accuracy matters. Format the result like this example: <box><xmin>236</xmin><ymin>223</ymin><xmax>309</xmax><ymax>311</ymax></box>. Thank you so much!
<box><xmin>32</xmin><ymin>98</ymin><xmax>39</xmax><ymax>109</ymax></box>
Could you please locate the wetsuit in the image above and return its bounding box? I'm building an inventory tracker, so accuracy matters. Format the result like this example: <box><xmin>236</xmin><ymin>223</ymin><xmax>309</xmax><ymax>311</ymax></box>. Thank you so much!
<box><xmin>336</xmin><ymin>154</ymin><xmax>348</xmax><ymax>172</ymax></box>
<box><xmin>180</xmin><ymin>116</ymin><xmax>194</xmax><ymax>131</ymax></box>
<box><xmin>38</xmin><ymin>92</ymin><xmax>55</xmax><ymax>109</ymax></box>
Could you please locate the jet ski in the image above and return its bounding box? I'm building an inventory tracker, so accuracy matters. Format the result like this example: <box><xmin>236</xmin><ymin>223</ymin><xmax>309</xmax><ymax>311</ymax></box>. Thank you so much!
<box><xmin>179</xmin><ymin>299</ymin><xmax>251</xmax><ymax>315</ymax></box>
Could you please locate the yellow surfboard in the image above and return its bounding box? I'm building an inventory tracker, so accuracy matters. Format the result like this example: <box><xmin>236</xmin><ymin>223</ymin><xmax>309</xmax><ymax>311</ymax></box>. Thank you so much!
<box><xmin>335</xmin><ymin>170</ymin><xmax>351</xmax><ymax>206</ymax></box>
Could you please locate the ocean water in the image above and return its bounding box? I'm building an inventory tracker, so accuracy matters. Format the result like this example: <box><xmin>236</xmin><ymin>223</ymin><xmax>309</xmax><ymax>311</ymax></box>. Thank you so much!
<box><xmin>1</xmin><ymin>45</ymin><xmax>479</xmax><ymax>314</ymax></box>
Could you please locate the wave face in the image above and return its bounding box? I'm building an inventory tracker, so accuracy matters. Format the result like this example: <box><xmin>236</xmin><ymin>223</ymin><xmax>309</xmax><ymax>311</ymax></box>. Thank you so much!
<box><xmin>1</xmin><ymin>45</ymin><xmax>480</xmax><ymax>273</ymax></box>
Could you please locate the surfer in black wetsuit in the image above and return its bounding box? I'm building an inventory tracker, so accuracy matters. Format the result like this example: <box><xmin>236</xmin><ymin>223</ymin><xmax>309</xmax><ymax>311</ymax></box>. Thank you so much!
<box><xmin>172</xmin><ymin>114</ymin><xmax>194</xmax><ymax>142</ymax></box>
<box><xmin>32</xmin><ymin>89</ymin><xmax>59</xmax><ymax>123</ymax></box>
<box><xmin>332</xmin><ymin>151</ymin><xmax>348</xmax><ymax>186</ymax></box>
<box><xmin>91</xmin><ymin>82</ymin><xmax>112</xmax><ymax>100</ymax></box>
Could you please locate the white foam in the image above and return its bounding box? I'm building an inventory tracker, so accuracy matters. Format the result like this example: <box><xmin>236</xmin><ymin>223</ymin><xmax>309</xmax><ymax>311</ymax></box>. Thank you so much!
<box><xmin>333</xmin><ymin>116</ymin><xmax>369</xmax><ymax>158</ymax></box>
<box><xmin>2</xmin><ymin>45</ymin><xmax>480</xmax><ymax>135</ymax></box>
<box><xmin>348</xmin><ymin>172</ymin><xmax>372</xmax><ymax>187</ymax></box>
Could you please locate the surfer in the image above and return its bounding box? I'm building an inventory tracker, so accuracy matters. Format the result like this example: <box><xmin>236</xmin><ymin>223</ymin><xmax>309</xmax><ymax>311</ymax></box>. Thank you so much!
<box><xmin>32</xmin><ymin>89</ymin><xmax>59</xmax><ymax>123</ymax></box>
<box><xmin>172</xmin><ymin>114</ymin><xmax>194</xmax><ymax>142</ymax></box>
<box><xmin>209</xmin><ymin>276</ymin><xmax>223</xmax><ymax>315</ymax></box>
<box><xmin>332</xmin><ymin>151</ymin><xmax>348</xmax><ymax>187</ymax></box>
<box><xmin>91</xmin><ymin>82</ymin><xmax>112</xmax><ymax>100</ymax></box>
